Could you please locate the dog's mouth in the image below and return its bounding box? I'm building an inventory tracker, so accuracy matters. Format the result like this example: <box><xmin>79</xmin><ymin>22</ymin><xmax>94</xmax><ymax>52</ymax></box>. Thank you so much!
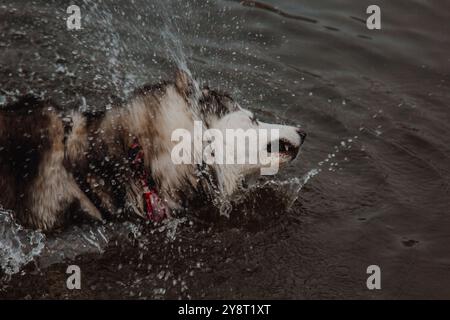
<box><xmin>266</xmin><ymin>138</ymin><xmax>300</xmax><ymax>160</ymax></box>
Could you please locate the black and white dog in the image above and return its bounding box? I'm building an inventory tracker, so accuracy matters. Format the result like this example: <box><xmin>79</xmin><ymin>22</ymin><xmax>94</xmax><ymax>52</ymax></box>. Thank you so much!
<box><xmin>0</xmin><ymin>70</ymin><xmax>306</xmax><ymax>231</ymax></box>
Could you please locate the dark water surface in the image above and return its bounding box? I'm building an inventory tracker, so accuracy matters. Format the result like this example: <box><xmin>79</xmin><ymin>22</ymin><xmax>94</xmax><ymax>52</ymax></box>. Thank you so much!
<box><xmin>1</xmin><ymin>0</ymin><xmax>450</xmax><ymax>299</ymax></box>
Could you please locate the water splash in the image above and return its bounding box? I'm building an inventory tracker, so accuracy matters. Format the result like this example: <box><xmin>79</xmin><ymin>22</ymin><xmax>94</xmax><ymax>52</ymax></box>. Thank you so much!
<box><xmin>0</xmin><ymin>209</ymin><xmax>45</xmax><ymax>276</ymax></box>
<box><xmin>158</xmin><ymin>0</ymin><xmax>193</xmax><ymax>74</ymax></box>
<box><xmin>0</xmin><ymin>208</ymin><xmax>143</xmax><ymax>276</ymax></box>
<box><xmin>81</xmin><ymin>0</ymin><xmax>140</xmax><ymax>97</ymax></box>
<box><xmin>158</xmin><ymin>0</ymin><xmax>203</xmax><ymax>113</ymax></box>
<box><xmin>258</xmin><ymin>168</ymin><xmax>320</xmax><ymax>210</ymax></box>
<box><xmin>158</xmin><ymin>217</ymin><xmax>188</xmax><ymax>242</ymax></box>
<box><xmin>284</xmin><ymin>168</ymin><xmax>320</xmax><ymax>208</ymax></box>
<box><xmin>74</xmin><ymin>0</ymin><xmax>201</xmax><ymax>107</ymax></box>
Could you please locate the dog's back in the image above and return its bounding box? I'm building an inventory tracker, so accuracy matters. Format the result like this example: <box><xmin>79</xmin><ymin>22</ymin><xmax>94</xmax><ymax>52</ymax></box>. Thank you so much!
<box><xmin>0</xmin><ymin>96</ymin><xmax>102</xmax><ymax>230</ymax></box>
<box><xmin>0</xmin><ymin>96</ymin><xmax>53</xmax><ymax>215</ymax></box>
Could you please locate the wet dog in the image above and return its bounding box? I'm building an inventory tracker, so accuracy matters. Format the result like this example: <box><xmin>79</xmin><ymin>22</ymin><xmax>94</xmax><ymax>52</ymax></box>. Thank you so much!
<box><xmin>0</xmin><ymin>70</ymin><xmax>306</xmax><ymax>231</ymax></box>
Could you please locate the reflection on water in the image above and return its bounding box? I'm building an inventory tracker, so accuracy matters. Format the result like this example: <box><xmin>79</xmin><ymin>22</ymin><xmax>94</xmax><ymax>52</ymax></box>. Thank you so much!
<box><xmin>1</xmin><ymin>0</ymin><xmax>450</xmax><ymax>298</ymax></box>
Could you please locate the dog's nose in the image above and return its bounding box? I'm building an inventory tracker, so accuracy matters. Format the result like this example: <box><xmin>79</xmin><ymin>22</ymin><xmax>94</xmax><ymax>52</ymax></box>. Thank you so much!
<box><xmin>296</xmin><ymin>128</ymin><xmax>307</xmax><ymax>145</ymax></box>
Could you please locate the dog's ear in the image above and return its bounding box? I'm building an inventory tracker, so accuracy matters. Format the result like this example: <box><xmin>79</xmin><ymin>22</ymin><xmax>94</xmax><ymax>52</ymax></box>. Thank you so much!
<box><xmin>175</xmin><ymin>69</ymin><xmax>194</xmax><ymax>97</ymax></box>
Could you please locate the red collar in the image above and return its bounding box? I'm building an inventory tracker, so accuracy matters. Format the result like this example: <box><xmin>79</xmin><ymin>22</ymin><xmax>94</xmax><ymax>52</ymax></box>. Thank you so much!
<box><xmin>129</xmin><ymin>140</ymin><xmax>167</xmax><ymax>222</ymax></box>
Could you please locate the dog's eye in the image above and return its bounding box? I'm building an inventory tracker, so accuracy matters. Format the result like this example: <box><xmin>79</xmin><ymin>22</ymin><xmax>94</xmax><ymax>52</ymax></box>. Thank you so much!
<box><xmin>250</xmin><ymin>115</ymin><xmax>259</xmax><ymax>125</ymax></box>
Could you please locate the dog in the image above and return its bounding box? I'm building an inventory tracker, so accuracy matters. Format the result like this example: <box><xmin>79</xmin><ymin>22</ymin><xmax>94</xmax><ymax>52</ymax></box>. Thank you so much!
<box><xmin>0</xmin><ymin>70</ymin><xmax>306</xmax><ymax>231</ymax></box>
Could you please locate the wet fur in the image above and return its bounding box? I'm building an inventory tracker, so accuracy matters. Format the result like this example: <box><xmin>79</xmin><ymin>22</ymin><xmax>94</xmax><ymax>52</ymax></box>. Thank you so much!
<box><xmin>0</xmin><ymin>71</ymin><xmax>303</xmax><ymax>231</ymax></box>
<box><xmin>0</xmin><ymin>97</ymin><xmax>102</xmax><ymax>230</ymax></box>
<box><xmin>0</xmin><ymin>74</ymin><xmax>220</xmax><ymax>230</ymax></box>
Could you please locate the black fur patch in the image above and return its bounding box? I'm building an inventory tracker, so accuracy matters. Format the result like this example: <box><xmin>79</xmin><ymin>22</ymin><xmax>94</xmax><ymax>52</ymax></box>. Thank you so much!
<box><xmin>0</xmin><ymin>95</ymin><xmax>53</xmax><ymax>219</ymax></box>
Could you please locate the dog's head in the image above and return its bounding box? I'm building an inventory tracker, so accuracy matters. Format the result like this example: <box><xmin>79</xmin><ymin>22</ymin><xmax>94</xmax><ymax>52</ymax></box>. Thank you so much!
<box><xmin>173</xmin><ymin>70</ymin><xmax>306</xmax><ymax>196</ymax></box>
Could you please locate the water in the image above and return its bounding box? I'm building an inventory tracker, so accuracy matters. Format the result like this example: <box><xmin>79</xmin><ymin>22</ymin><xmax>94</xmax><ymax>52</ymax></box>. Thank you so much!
<box><xmin>1</xmin><ymin>0</ymin><xmax>450</xmax><ymax>299</ymax></box>
<box><xmin>0</xmin><ymin>209</ymin><xmax>45</xmax><ymax>276</ymax></box>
